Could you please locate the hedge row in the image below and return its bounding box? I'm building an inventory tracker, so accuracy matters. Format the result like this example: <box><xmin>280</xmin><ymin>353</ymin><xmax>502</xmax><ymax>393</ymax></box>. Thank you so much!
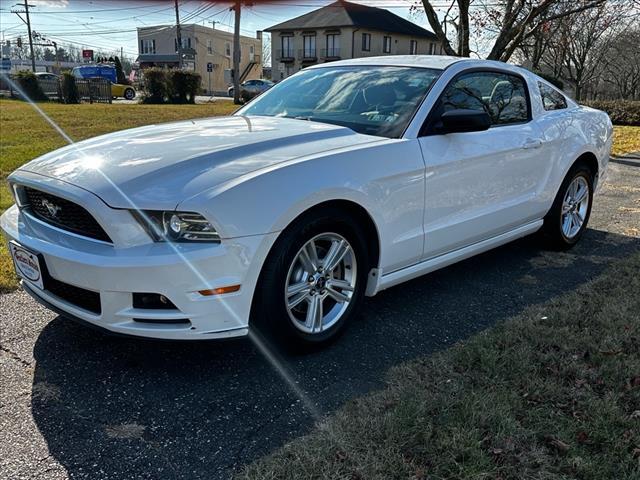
<box><xmin>581</xmin><ymin>100</ymin><xmax>640</xmax><ymax>126</ymax></box>
<box><xmin>141</xmin><ymin>68</ymin><xmax>201</xmax><ymax>104</ymax></box>
<box><xmin>15</xmin><ymin>70</ymin><xmax>47</xmax><ymax>101</ymax></box>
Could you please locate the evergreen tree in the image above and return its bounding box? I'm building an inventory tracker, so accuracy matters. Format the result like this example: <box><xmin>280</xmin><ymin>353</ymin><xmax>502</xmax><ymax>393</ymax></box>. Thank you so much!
<box><xmin>113</xmin><ymin>56</ymin><xmax>128</xmax><ymax>84</ymax></box>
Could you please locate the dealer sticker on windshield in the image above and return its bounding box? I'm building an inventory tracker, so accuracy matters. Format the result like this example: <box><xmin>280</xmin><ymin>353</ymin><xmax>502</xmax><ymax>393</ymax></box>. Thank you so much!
<box><xmin>9</xmin><ymin>242</ymin><xmax>44</xmax><ymax>290</ymax></box>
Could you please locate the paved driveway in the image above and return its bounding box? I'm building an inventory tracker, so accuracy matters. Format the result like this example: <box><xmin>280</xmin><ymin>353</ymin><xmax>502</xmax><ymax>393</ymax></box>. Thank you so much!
<box><xmin>1</xmin><ymin>163</ymin><xmax>639</xmax><ymax>480</ymax></box>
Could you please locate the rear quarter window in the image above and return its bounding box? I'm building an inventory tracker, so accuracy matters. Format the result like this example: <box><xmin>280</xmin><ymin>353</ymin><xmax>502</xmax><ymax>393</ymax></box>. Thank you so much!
<box><xmin>539</xmin><ymin>82</ymin><xmax>567</xmax><ymax>111</ymax></box>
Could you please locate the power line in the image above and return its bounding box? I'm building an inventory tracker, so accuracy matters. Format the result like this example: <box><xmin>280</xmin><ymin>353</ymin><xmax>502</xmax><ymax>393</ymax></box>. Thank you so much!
<box><xmin>6</xmin><ymin>3</ymin><xmax>195</xmax><ymax>15</ymax></box>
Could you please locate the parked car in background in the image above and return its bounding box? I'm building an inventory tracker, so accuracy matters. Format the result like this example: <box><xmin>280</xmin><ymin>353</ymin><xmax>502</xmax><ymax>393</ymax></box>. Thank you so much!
<box><xmin>228</xmin><ymin>79</ymin><xmax>274</xmax><ymax>101</ymax></box>
<box><xmin>110</xmin><ymin>83</ymin><xmax>136</xmax><ymax>100</ymax></box>
<box><xmin>35</xmin><ymin>72</ymin><xmax>60</xmax><ymax>97</ymax></box>
<box><xmin>72</xmin><ymin>65</ymin><xmax>117</xmax><ymax>83</ymax></box>
<box><xmin>72</xmin><ymin>65</ymin><xmax>136</xmax><ymax>100</ymax></box>
<box><xmin>1</xmin><ymin>56</ymin><xmax>612</xmax><ymax>348</ymax></box>
<box><xmin>35</xmin><ymin>72</ymin><xmax>59</xmax><ymax>81</ymax></box>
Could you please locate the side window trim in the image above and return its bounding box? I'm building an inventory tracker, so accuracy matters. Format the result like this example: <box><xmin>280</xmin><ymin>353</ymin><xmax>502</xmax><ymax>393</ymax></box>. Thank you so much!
<box><xmin>420</xmin><ymin>67</ymin><xmax>533</xmax><ymax>137</ymax></box>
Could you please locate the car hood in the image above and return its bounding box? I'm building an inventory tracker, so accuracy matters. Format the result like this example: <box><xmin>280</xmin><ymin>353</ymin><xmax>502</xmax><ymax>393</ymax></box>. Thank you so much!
<box><xmin>17</xmin><ymin>115</ymin><xmax>379</xmax><ymax>209</ymax></box>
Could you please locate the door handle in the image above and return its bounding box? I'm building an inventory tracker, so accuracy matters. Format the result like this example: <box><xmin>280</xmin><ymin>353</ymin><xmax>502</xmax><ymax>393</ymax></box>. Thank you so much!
<box><xmin>522</xmin><ymin>138</ymin><xmax>543</xmax><ymax>150</ymax></box>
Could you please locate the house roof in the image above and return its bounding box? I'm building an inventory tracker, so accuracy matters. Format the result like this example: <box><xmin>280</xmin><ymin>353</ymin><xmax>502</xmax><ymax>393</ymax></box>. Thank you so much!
<box><xmin>265</xmin><ymin>0</ymin><xmax>437</xmax><ymax>39</ymax></box>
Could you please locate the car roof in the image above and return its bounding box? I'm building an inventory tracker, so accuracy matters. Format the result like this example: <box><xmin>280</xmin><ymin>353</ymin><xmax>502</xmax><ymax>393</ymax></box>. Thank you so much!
<box><xmin>306</xmin><ymin>55</ymin><xmax>528</xmax><ymax>74</ymax></box>
<box><xmin>306</xmin><ymin>55</ymin><xmax>461</xmax><ymax>70</ymax></box>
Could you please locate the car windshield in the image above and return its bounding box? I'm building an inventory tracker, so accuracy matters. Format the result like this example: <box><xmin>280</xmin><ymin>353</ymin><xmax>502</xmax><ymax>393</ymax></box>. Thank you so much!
<box><xmin>239</xmin><ymin>66</ymin><xmax>442</xmax><ymax>138</ymax></box>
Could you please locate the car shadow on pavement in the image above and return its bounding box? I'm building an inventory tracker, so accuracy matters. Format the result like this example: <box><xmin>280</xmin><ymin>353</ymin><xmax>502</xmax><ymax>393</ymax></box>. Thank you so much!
<box><xmin>30</xmin><ymin>228</ymin><xmax>640</xmax><ymax>479</ymax></box>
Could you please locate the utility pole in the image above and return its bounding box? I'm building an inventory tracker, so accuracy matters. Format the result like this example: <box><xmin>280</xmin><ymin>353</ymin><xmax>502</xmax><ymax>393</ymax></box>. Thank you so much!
<box><xmin>23</xmin><ymin>0</ymin><xmax>35</xmax><ymax>71</ymax></box>
<box><xmin>11</xmin><ymin>0</ymin><xmax>36</xmax><ymax>71</ymax></box>
<box><xmin>174</xmin><ymin>0</ymin><xmax>183</xmax><ymax>69</ymax></box>
<box><xmin>232</xmin><ymin>0</ymin><xmax>241</xmax><ymax>104</ymax></box>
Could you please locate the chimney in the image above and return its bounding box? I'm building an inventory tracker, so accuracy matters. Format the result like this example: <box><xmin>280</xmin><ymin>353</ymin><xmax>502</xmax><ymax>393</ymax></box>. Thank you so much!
<box><xmin>256</xmin><ymin>31</ymin><xmax>263</xmax><ymax>40</ymax></box>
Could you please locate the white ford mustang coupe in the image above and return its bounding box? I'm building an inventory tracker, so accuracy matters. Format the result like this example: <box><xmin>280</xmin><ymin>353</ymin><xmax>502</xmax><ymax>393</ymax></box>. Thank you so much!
<box><xmin>2</xmin><ymin>56</ymin><xmax>612</xmax><ymax>346</ymax></box>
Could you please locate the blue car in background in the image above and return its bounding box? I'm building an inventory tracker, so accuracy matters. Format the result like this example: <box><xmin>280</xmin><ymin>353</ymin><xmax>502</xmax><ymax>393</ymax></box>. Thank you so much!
<box><xmin>72</xmin><ymin>65</ymin><xmax>117</xmax><ymax>83</ymax></box>
<box><xmin>72</xmin><ymin>65</ymin><xmax>136</xmax><ymax>100</ymax></box>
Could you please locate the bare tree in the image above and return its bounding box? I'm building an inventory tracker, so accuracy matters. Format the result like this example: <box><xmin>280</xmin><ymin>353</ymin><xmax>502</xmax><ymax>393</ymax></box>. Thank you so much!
<box><xmin>418</xmin><ymin>0</ymin><xmax>606</xmax><ymax>61</ymax></box>
<box><xmin>600</xmin><ymin>29</ymin><xmax>640</xmax><ymax>99</ymax></box>
<box><xmin>261</xmin><ymin>34</ymin><xmax>271</xmax><ymax>68</ymax></box>
<box><xmin>537</xmin><ymin>2</ymin><xmax>637</xmax><ymax>100</ymax></box>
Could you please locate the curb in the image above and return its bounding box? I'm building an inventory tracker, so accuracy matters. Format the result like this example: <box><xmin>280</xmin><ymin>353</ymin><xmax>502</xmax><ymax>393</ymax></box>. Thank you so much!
<box><xmin>611</xmin><ymin>152</ymin><xmax>640</xmax><ymax>168</ymax></box>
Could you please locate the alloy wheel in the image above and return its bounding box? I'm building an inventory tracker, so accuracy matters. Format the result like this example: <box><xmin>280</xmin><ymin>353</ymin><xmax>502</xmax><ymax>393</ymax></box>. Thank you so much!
<box><xmin>284</xmin><ymin>233</ymin><xmax>357</xmax><ymax>335</ymax></box>
<box><xmin>561</xmin><ymin>175</ymin><xmax>590</xmax><ymax>239</ymax></box>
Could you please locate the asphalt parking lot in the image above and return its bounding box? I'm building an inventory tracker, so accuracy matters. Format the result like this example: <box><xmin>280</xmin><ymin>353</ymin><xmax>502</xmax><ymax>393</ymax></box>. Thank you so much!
<box><xmin>1</xmin><ymin>161</ymin><xmax>639</xmax><ymax>480</ymax></box>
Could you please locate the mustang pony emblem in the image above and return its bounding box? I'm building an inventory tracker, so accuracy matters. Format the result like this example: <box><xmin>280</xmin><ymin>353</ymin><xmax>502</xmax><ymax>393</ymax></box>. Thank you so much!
<box><xmin>41</xmin><ymin>199</ymin><xmax>61</xmax><ymax>218</ymax></box>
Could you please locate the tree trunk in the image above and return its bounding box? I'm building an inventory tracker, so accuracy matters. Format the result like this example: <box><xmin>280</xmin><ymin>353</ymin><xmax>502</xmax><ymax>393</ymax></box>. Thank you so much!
<box><xmin>457</xmin><ymin>0</ymin><xmax>471</xmax><ymax>57</ymax></box>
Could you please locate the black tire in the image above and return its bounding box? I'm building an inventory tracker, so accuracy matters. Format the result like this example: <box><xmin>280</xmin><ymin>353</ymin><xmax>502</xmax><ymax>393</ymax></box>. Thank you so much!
<box><xmin>124</xmin><ymin>88</ymin><xmax>135</xmax><ymax>100</ymax></box>
<box><xmin>228</xmin><ymin>88</ymin><xmax>234</xmax><ymax>98</ymax></box>
<box><xmin>252</xmin><ymin>207</ymin><xmax>370</xmax><ymax>350</ymax></box>
<box><xmin>541</xmin><ymin>163</ymin><xmax>594</xmax><ymax>250</ymax></box>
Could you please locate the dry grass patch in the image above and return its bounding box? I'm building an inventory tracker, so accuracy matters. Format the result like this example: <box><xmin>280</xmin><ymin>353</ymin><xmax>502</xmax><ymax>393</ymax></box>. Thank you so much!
<box><xmin>238</xmin><ymin>253</ymin><xmax>640</xmax><ymax>480</ymax></box>
<box><xmin>612</xmin><ymin>126</ymin><xmax>640</xmax><ymax>157</ymax></box>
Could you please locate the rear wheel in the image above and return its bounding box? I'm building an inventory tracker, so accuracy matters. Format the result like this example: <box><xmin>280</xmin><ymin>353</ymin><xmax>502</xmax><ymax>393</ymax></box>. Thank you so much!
<box><xmin>542</xmin><ymin>164</ymin><xmax>594</xmax><ymax>249</ymax></box>
<box><xmin>253</xmin><ymin>208</ymin><xmax>369</xmax><ymax>349</ymax></box>
<box><xmin>124</xmin><ymin>88</ymin><xmax>135</xmax><ymax>100</ymax></box>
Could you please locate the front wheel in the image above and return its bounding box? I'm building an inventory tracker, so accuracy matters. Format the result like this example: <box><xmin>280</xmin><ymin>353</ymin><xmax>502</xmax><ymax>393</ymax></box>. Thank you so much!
<box><xmin>542</xmin><ymin>164</ymin><xmax>594</xmax><ymax>249</ymax></box>
<box><xmin>252</xmin><ymin>209</ymin><xmax>369</xmax><ymax>349</ymax></box>
<box><xmin>124</xmin><ymin>88</ymin><xmax>136</xmax><ymax>100</ymax></box>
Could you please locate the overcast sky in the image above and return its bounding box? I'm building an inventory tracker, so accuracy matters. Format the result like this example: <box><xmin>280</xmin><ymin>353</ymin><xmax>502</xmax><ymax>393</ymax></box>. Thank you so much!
<box><xmin>0</xmin><ymin>0</ymin><xmax>423</xmax><ymax>60</ymax></box>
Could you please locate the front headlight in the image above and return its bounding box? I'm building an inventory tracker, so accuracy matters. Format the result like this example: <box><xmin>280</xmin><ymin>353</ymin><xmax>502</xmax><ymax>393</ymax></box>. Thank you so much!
<box><xmin>133</xmin><ymin>211</ymin><xmax>220</xmax><ymax>243</ymax></box>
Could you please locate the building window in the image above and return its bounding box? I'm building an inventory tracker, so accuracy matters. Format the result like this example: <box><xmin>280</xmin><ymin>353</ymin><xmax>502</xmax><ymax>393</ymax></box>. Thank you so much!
<box><xmin>410</xmin><ymin>40</ymin><xmax>417</xmax><ymax>55</ymax></box>
<box><xmin>207</xmin><ymin>39</ymin><xmax>212</xmax><ymax>54</ymax></box>
<box><xmin>428</xmin><ymin>42</ymin><xmax>434</xmax><ymax>55</ymax></box>
<box><xmin>383</xmin><ymin>36</ymin><xmax>391</xmax><ymax>54</ymax></box>
<box><xmin>303</xmin><ymin>34</ymin><xmax>316</xmax><ymax>58</ymax></box>
<box><xmin>175</xmin><ymin>37</ymin><xmax>191</xmax><ymax>51</ymax></box>
<box><xmin>326</xmin><ymin>33</ymin><xmax>340</xmax><ymax>57</ymax></box>
<box><xmin>225</xmin><ymin>42</ymin><xmax>231</xmax><ymax>56</ymax></box>
<box><xmin>281</xmin><ymin>36</ymin><xmax>293</xmax><ymax>58</ymax></box>
<box><xmin>140</xmin><ymin>39</ymin><xmax>155</xmax><ymax>54</ymax></box>
<box><xmin>362</xmin><ymin>33</ymin><xmax>371</xmax><ymax>52</ymax></box>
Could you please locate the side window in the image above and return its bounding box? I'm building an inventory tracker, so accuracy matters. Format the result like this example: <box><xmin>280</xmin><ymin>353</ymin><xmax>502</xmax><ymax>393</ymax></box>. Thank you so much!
<box><xmin>539</xmin><ymin>82</ymin><xmax>567</xmax><ymax>111</ymax></box>
<box><xmin>436</xmin><ymin>71</ymin><xmax>530</xmax><ymax>126</ymax></box>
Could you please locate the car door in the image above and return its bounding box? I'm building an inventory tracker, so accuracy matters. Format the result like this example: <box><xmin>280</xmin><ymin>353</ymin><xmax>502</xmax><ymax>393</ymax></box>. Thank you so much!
<box><xmin>418</xmin><ymin>69</ymin><xmax>546</xmax><ymax>259</ymax></box>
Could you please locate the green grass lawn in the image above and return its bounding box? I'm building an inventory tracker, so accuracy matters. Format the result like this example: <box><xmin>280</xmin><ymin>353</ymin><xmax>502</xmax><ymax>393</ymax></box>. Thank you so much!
<box><xmin>238</xmin><ymin>252</ymin><xmax>640</xmax><ymax>480</ymax></box>
<box><xmin>0</xmin><ymin>98</ymin><xmax>237</xmax><ymax>292</ymax></box>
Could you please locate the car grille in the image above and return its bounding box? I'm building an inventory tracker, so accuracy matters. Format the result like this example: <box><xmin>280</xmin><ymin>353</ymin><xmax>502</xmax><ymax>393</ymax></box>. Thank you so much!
<box><xmin>23</xmin><ymin>187</ymin><xmax>112</xmax><ymax>243</ymax></box>
<box><xmin>45</xmin><ymin>276</ymin><xmax>102</xmax><ymax>315</ymax></box>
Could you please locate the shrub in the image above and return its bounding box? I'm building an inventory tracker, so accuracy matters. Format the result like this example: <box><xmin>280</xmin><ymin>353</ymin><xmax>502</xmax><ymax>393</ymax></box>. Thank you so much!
<box><xmin>169</xmin><ymin>70</ymin><xmax>201</xmax><ymax>104</ymax></box>
<box><xmin>581</xmin><ymin>100</ymin><xmax>640</xmax><ymax>126</ymax></box>
<box><xmin>140</xmin><ymin>68</ymin><xmax>201</xmax><ymax>104</ymax></box>
<box><xmin>14</xmin><ymin>70</ymin><xmax>47</xmax><ymax>101</ymax></box>
<box><xmin>141</xmin><ymin>68</ymin><xmax>169</xmax><ymax>104</ymax></box>
<box><xmin>60</xmin><ymin>71</ymin><xmax>80</xmax><ymax>104</ymax></box>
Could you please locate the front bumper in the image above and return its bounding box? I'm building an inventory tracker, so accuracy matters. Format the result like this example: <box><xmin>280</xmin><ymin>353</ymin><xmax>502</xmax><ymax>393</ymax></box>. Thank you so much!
<box><xmin>1</xmin><ymin>204</ymin><xmax>277</xmax><ymax>340</ymax></box>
